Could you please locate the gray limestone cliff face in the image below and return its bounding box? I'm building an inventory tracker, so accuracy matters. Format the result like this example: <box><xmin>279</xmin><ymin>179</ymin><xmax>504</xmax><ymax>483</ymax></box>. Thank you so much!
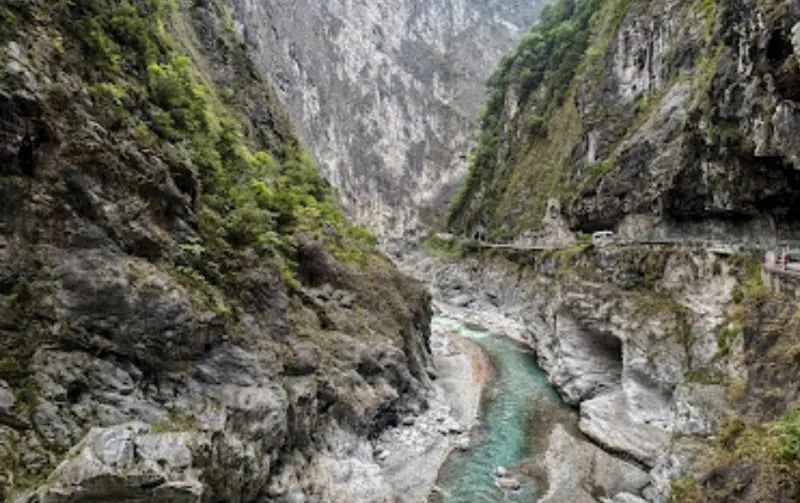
<box><xmin>447</xmin><ymin>0</ymin><xmax>800</xmax><ymax>244</ymax></box>
<box><xmin>0</xmin><ymin>2</ymin><xmax>440</xmax><ymax>502</ymax></box>
<box><xmin>226</xmin><ymin>0</ymin><xmax>542</xmax><ymax>243</ymax></box>
<box><xmin>404</xmin><ymin>247</ymin><xmax>745</xmax><ymax>501</ymax></box>
<box><xmin>571</xmin><ymin>0</ymin><xmax>800</xmax><ymax>238</ymax></box>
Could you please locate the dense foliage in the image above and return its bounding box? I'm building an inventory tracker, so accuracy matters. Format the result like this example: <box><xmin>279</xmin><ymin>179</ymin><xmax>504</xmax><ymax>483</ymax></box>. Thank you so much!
<box><xmin>0</xmin><ymin>0</ymin><xmax>382</xmax><ymax>405</ymax></box>
<box><xmin>52</xmin><ymin>0</ymin><xmax>376</xmax><ymax>278</ymax></box>
<box><xmin>447</xmin><ymin>0</ymin><xmax>603</xmax><ymax>228</ymax></box>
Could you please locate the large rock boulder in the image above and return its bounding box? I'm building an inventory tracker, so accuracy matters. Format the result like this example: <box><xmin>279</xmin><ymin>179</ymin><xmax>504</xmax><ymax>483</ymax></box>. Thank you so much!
<box><xmin>538</xmin><ymin>424</ymin><xmax>650</xmax><ymax>503</ymax></box>
<box><xmin>18</xmin><ymin>422</ymin><xmax>205</xmax><ymax>503</ymax></box>
<box><xmin>579</xmin><ymin>390</ymin><xmax>671</xmax><ymax>467</ymax></box>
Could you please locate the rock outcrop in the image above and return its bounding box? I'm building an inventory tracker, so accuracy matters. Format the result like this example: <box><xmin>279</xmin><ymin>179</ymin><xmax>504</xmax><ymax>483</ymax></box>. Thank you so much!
<box><xmin>0</xmin><ymin>1</ymin><xmax>436</xmax><ymax>501</ymax></box>
<box><xmin>226</xmin><ymin>0</ymin><xmax>543</xmax><ymax>244</ymax></box>
<box><xmin>404</xmin><ymin>243</ymin><xmax>758</xmax><ymax>501</ymax></box>
<box><xmin>538</xmin><ymin>424</ymin><xmax>650</xmax><ymax>503</ymax></box>
<box><xmin>448</xmin><ymin>0</ymin><xmax>800</xmax><ymax>244</ymax></box>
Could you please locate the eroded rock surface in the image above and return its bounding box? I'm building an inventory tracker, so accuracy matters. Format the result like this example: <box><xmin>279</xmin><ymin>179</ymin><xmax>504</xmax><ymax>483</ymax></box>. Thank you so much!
<box><xmin>404</xmin><ymin>244</ymin><xmax>747</xmax><ymax>501</ymax></box>
<box><xmin>538</xmin><ymin>425</ymin><xmax>650</xmax><ymax>503</ymax></box>
<box><xmin>227</xmin><ymin>0</ymin><xmax>543</xmax><ymax>243</ymax></box>
<box><xmin>0</xmin><ymin>2</ymin><xmax>437</xmax><ymax>502</ymax></box>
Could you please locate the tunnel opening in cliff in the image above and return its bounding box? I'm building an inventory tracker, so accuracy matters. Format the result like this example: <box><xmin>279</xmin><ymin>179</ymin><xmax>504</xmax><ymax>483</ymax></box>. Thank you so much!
<box><xmin>590</xmin><ymin>330</ymin><xmax>624</xmax><ymax>381</ymax></box>
<box><xmin>556</xmin><ymin>313</ymin><xmax>625</xmax><ymax>401</ymax></box>
<box><xmin>575</xmin><ymin>327</ymin><xmax>625</xmax><ymax>401</ymax></box>
<box><xmin>767</xmin><ymin>29</ymin><xmax>793</xmax><ymax>64</ymax></box>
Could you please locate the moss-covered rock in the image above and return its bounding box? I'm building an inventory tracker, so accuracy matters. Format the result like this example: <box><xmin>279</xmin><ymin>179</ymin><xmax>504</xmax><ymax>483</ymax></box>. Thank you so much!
<box><xmin>0</xmin><ymin>1</ymin><xmax>434</xmax><ymax>500</ymax></box>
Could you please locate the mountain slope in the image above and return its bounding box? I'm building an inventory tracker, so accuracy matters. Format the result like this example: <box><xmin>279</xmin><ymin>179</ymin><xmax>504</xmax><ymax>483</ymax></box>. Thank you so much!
<box><xmin>0</xmin><ymin>1</ymin><xmax>432</xmax><ymax>501</ymax></box>
<box><xmin>226</xmin><ymin>0</ymin><xmax>543</xmax><ymax>244</ymax></box>
<box><xmin>449</xmin><ymin>0</ymin><xmax>800</xmax><ymax>243</ymax></box>
<box><xmin>439</xmin><ymin>0</ymin><xmax>800</xmax><ymax>501</ymax></box>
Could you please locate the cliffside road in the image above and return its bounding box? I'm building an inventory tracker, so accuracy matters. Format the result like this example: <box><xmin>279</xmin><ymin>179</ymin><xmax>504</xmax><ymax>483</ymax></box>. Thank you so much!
<box><xmin>765</xmin><ymin>264</ymin><xmax>800</xmax><ymax>277</ymax></box>
<box><xmin>470</xmin><ymin>238</ymin><xmax>800</xmax><ymax>280</ymax></box>
<box><xmin>473</xmin><ymin>238</ymin><xmax>800</xmax><ymax>253</ymax></box>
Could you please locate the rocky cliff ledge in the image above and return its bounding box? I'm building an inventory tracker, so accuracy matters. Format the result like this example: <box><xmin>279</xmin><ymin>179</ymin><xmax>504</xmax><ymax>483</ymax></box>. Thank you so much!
<box><xmin>412</xmin><ymin>241</ymin><xmax>800</xmax><ymax>502</ymax></box>
<box><xmin>0</xmin><ymin>1</ymin><xmax>434</xmax><ymax>501</ymax></box>
<box><xmin>449</xmin><ymin>0</ymin><xmax>800</xmax><ymax>244</ymax></box>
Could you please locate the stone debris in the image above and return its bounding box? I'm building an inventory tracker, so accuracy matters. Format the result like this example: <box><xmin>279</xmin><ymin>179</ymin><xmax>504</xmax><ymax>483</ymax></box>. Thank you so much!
<box><xmin>373</xmin><ymin>322</ymin><xmax>483</xmax><ymax>502</ymax></box>
<box><xmin>494</xmin><ymin>476</ymin><xmax>521</xmax><ymax>491</ymax></box>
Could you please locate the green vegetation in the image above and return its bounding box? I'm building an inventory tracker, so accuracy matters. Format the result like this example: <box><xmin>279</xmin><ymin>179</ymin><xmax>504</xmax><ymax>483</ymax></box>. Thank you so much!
<box><xmin>504</xmin><ymin>0</ymin><xmax>604</xmax><ymax>106</ymax></box>
<box><xmin>0</xmin><ymin>6</ymin><xmax>19</xmax><ymax>42</ymax></box>
<box><xmin>147</xmin><ymin>55</ymin><xmax>210</xmax><ymax>138</ymax></box>
<box><xmin>695</xmin><ymin>0</ymin><xmax>717</xmax><ymax>42</ymax></box>
<box><xmin>446</xmin><ymin>0</ymin><xmax>640</xmax><ymax>235</ymax></box>
<box><xmin>447</xmin><ymin>0</ymin><xmax>604</xmax><ymax>228</ymax></box>
<box><xmin>150</xmin><ymin>410</ymin><xmax>200</xmax><ymax>433</ymax></box>
<box><xmin>702</xmin><ymin>404</ymin><xmax>800</xmax><ymax>500</ymax></box>
<box><xmin>43</xmin><ymin>0</ymin><xmax>377</xmax><ymax>289</ymax></box>
<box><xmin>669</xmin><ymin>476</ymin><xmax>706</xmax><ymax>503</ymax></box>
<box><xmin>422</xmin><ymin>233</ymin><xmax>465</xmax><ymax>260</ymax></box>
<box><xmin>175</xmin><ymin>265</ymin><xmax>232</xmax><ymax>317</ymax></box>
<box><xmin>731</xmin><ymin>255</ymin><xmax>767</xmax><ymax>304</ymax></box>
<box><xmin>87</xmin><ymin>82</ymin><xmax>130</xmax><ymax>128</ymax></box>
<box><xmin>764</xmin><ymin>302</ymin><xmax>800</xmax><ymax>362</ymax></box>
<box><xmin>61</xmin><ymin>0</ymin><xmax>174</xmax><ymax>71</ymax></box>
<box><xmin>715</xmin><ymin>316</ymin><xmax>743</xmax><ymax>360</ymax></box>
<box><xmin>634</xmin><ymin>292</ymin><xmax>690</xmax><ymax>324</ymax></box>
<box><xmin>545</xmin><ymin>242</ymin><xmax>594</xmax><ymax>278</ymax></box>
<box><xmin>0</xmin><ymin>452</ymin><xmax>58</xmax><ymax>502</ymax></box>
<box><xmin>692</xmin><ymin>45</ymin><xmax>723</xmax><ymax>114</ymax></box>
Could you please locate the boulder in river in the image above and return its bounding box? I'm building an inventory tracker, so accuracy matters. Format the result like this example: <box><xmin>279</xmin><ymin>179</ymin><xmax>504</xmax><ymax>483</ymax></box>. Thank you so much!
<box><xmin>494</xmin><ymin>476</ymin><xmax>521</xmax><ymax>491</ymax></box>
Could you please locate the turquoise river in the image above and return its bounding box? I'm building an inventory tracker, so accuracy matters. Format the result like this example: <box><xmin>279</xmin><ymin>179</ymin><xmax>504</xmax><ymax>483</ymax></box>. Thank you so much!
<box><xmin>431</xmin><ymin>316</ymin><xmax>574</xmax><ymax>503</ymax></box>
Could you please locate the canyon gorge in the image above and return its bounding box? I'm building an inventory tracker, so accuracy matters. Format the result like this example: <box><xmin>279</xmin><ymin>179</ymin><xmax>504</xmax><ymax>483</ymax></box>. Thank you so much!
<box><xmin>2</xmin><ymin>0</ymin><xmax>800</xmax><ymax>502</ymax></box>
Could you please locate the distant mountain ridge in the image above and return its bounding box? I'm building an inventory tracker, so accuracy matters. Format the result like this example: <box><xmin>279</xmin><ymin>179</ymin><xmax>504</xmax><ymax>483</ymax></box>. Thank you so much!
<box><xmin>226</xmin><ymin>0</ymin><xmax>543</xmax><ymax>245</ymax></box>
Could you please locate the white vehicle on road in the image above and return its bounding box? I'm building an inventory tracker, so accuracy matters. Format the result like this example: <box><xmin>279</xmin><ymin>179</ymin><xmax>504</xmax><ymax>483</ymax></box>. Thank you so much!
<box><xmin>592</xmin><ymin>230</ymin><xmax>615</xmax><ymax>247</ymax></box>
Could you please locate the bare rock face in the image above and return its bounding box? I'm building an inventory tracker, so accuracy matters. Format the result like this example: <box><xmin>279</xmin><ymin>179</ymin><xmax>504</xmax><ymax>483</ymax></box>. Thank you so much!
<box><xmin>448</xmin><ymin>0</ymin><xmax>800</xmax><ymax>244</ymax></box>
<box><xmin>538</xmin><ymin>424</ymin><xmax>650</xmax><ymax>503</ymax></box>
<box><xmin>579</xmin><ymin>390</ymin><xmax>671</xmax><ymax>467</ymax></box>
<box><xmin>225</xmin><ymin>0</ymin><xmax>543</xmax><ymax>244</ymax></box>
<box><xmin>20</xmin><ymin>423</ymin><xmax>206</xmax><ymax>503</ymax></box>
<box><xmin>406</xmin><ymin>244</ymin><xmax>747</xmax><ymax>501</ymax></box>
<box><xmin>570</xmin><ymin>0</ymin><xmax>800</xmax><ymax>235</ymax></box>
<box><xmin>0</xmin><ymin>2</ymin><xmax>436</xmax><ymax>502</ymax></box>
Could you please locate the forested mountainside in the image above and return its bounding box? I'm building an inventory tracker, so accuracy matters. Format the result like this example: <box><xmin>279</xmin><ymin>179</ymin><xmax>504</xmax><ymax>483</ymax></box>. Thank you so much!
<box><xmin>0</xmin><ymin>1</ymin><xmax>433</xmax><ymax>501</ymax></box>
<box><xmin>449</xmin><ymin>0</ymin><xmax>800</xmax><ymax>244</ymax></box>
<box><xmin>433</xmin><ymin>0</ymin><xmax>800</xmax><ymax>501</ymax></box>
<box><xmin>5</xmin><ymin>0</ymin><xmax>800</xmax><ymax>501</ymax></box>
<box><xmin>225</xmin><ymin>0</ymin><xmax>542</xmax><ymax>244</ymax></box>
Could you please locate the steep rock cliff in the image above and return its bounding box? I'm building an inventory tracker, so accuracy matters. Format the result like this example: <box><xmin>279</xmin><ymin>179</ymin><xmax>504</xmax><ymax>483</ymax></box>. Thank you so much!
<box><xmin>0</xmin><ymin>1</ymin><xmax>434</xmax><ymax>501</ymax></box>
<box><xmin>449</xmin><ymin>0</ymin><xmax>800</xmax><ymax>243</ymax></box>
<box><xmin>438</xmin><ymin>0</ymin><xmax>800</xmax><ymax>500</ymax></box>
<box><xmin>411</xmin><ymin>243</ymin><xmax>800</xmax><ymax>502</ymax></box>
<box><xmin>226</xmin><ymin>0</ymin><xmax>542</xmax><ymax>244</ymax></box>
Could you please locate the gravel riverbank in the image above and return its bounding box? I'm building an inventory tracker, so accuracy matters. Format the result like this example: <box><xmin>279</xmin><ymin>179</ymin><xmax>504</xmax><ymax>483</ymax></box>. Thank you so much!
<box><xmin>376</xmin><ymin>316</ymin><xmax>489</xmax><ymax>502</ymax></box>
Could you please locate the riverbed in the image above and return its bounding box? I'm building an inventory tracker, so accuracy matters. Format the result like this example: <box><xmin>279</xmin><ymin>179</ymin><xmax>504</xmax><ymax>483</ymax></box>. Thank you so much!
<box><xmin>430</xmin><ymin>315</ymin><xmax>574</xmax><ymax>503</ymax></box>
